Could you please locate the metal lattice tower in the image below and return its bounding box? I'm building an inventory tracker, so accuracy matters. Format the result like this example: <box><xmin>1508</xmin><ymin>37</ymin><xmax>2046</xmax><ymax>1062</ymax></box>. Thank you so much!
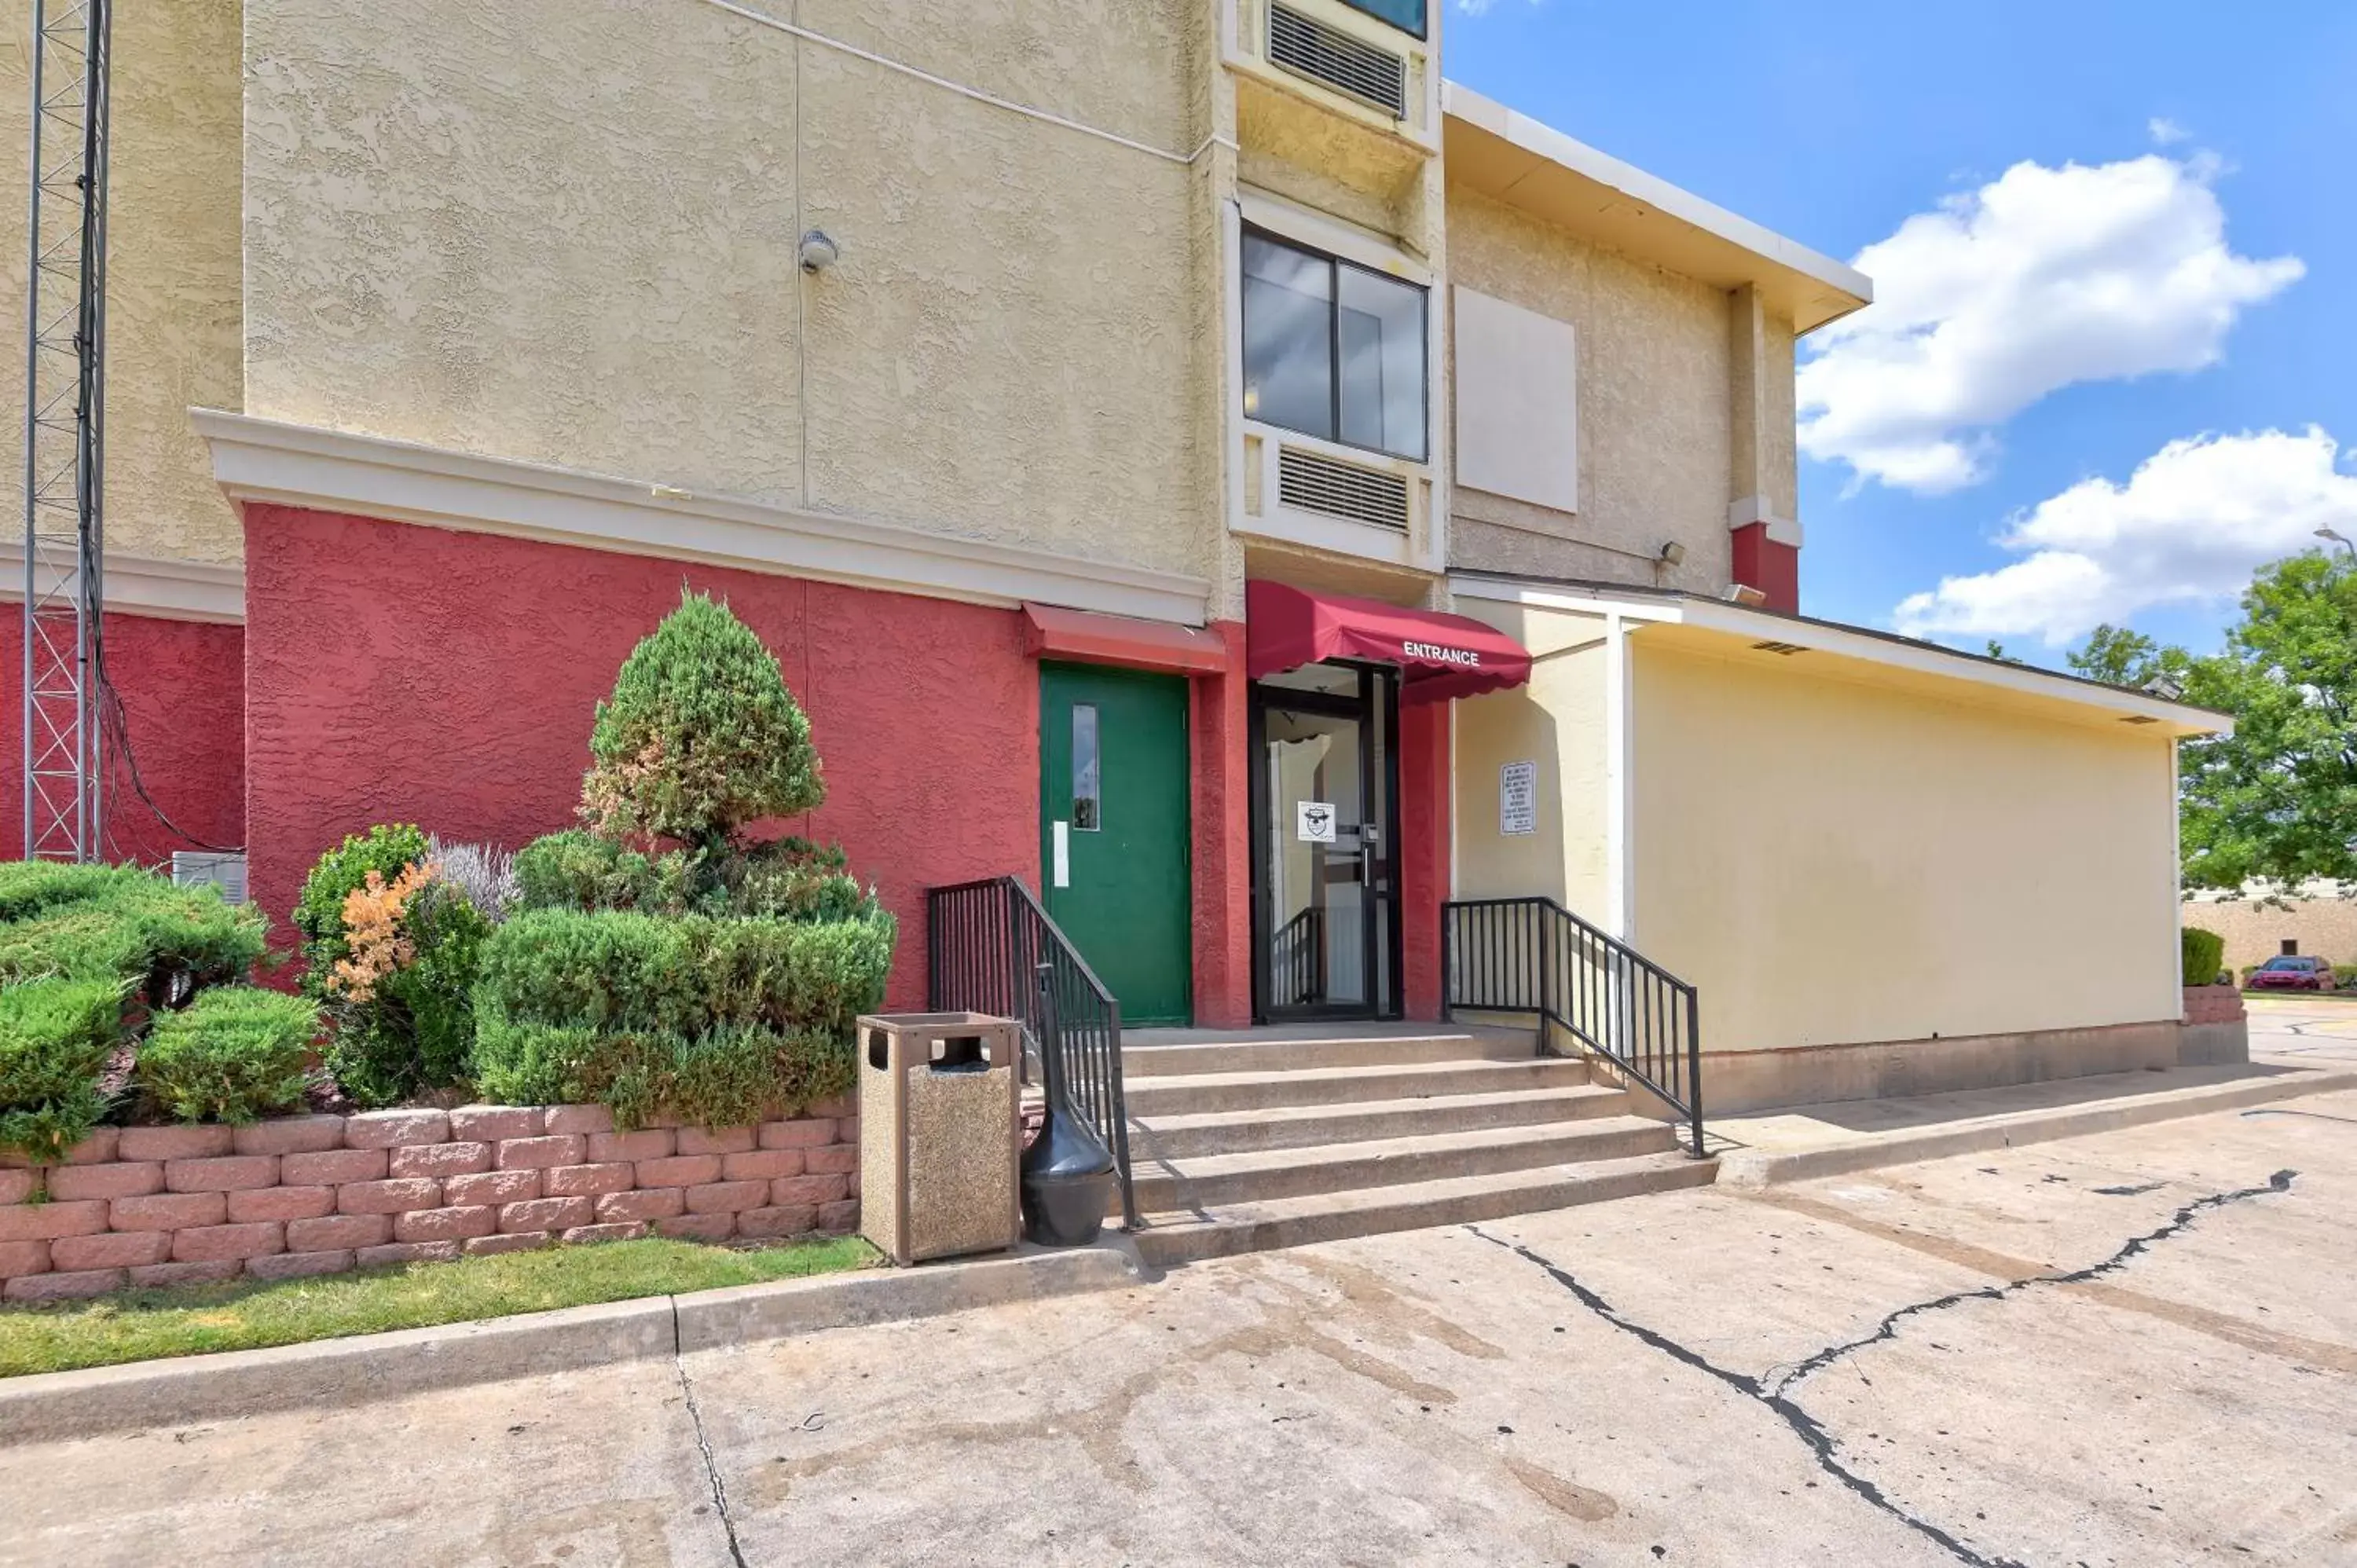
<box><xmin>20</xmin><ymin>0</ymin><xmax>111</xmax><ymax>861</ymax></box>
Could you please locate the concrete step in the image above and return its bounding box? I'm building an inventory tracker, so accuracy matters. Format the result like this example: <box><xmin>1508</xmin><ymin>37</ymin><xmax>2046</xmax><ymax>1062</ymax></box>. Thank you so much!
<box><xmin>1131</xmin><ymin>1083</ymin><xmax>1634</xmax><ymax>1160</ymax></box>
<box><xmin>1120</xmin><ymin>1028</ymin><xmax>1536</xmax><ymax>1079</ymax></box>
<box><xmin>1129</xmin><ymin>1115</ymin><xmax>1677</xmax><ymax>1213</ymax></box>
<box><xmin>1124</xmin><ymin>1055</ymin><xmax>1595</xmax><ymax>1117</ymax></box>
<box><xmin>1133</xmin><ymin>1149</ymin><xmax>1717</xmax><ymax>1269</ymax></box>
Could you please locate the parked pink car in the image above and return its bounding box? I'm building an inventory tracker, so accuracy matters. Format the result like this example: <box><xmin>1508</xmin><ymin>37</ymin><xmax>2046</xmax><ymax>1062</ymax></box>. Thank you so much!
<box><xmin>2249</xmin><ymin>955</ymin><xmax>2337</xmax><ymax>991</ymax></box>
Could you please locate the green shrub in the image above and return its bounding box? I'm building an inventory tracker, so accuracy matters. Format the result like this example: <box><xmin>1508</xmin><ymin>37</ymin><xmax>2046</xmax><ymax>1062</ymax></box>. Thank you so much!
<box><xmin>137</xmin><ymin>987</ymin><xmax>316</xmax><ymax>1125</ymax></box>
<box><xmin>2180</xmin><ymin>926</ymin><xmax>2226</xmax><ymax>987</ymax></box>
<box><xmin>513</xmin><ymin>830</ymin><xmax>698</xmax><ymax>915</ymax></box>
<box><xmin>0</xmin><ymin>863</ymin><xmax>264</xmax><ymax>998</ymax></box>
<box><xmin>0</xmin><ymin>978</ymin><xmax>123</xmax><ymax>1163</ymax></box>
<box><xmin>472</xmin><ymin>1013</ymin><xmax>852</xmax><ymax>1130</ymax></box>
<box><xmin>2335</xmin><ymin>965</ymin><xmax>2357</xmax><ymax>988</ymax></box>
<box><xmin>514</xmin><ymin>830</ymin><xmax>867</xmax><ymax>925</ymax></box>
<box><xmin>293</xmin><ymin>824</ymin><xmax>431</xmax><ymax>984</ymax></box>
<box><xmin>581</xmin><ymin>591</ymin><xmax>825</xmax><ymax>849</ymax></box>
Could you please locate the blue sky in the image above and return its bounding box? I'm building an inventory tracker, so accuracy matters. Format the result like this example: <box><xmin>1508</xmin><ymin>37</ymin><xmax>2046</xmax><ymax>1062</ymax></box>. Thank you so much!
<box><xmin>1443</xmin><ymin>2</ymin><xmax>2357</xmax><ymax>665</ymax></box>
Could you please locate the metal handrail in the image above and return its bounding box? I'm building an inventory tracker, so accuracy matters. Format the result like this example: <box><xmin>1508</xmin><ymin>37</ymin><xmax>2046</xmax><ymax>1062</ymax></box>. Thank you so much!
<box><xmin>1441</xmin><ymin>896</ymin><xmax>1705</xmax><ymax>1156</ymax></box>
<box><xmin>926</xmin><ymin>875</ymin><xmax>1137</xmax><ymax>1229</ymax></box>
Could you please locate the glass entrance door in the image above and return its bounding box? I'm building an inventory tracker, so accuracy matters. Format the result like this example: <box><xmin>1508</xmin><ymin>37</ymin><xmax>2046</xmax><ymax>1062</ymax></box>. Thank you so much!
<box><xmin>1250</xmin><ymin>663</ymin><xmax>1401</xmax><ymax>1020</ymax></box>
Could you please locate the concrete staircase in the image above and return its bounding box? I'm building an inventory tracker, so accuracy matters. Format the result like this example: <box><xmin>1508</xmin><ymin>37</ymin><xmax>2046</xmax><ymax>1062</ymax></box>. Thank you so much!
<box><xmin>1119</xmin><ymin>1024</ymin><xmax>1714</xmax><ymax>1268</ymax></box>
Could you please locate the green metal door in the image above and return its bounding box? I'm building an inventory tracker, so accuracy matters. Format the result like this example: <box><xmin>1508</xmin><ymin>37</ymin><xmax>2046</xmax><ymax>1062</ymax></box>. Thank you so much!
<box><xmin>1039</xmin><ymin>663</ymin><xmax>1193</xmax><ymax>1027</ymax></box>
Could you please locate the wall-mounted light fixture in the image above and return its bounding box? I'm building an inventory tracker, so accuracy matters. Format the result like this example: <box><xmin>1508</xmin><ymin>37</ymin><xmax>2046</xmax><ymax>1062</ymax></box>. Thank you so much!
<box><xmin>797</xmin><ymin>229</ymin><xmax>840</xmax><ymax>273</ymax></box>
<box><xmin>1658</xmin><ymin>541</ymin><xmax>1686</xmax><ymax>567</ymax></box>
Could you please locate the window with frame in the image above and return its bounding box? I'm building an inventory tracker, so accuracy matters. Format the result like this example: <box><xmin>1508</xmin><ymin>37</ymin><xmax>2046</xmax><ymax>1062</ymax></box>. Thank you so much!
<box><xmin>1241</xmin><ymin>229</ymin><xmax>1428</xmax><ymax>463</ymax></box>
<box><xmin>1336</xmin><ymin>0</ymin><xmax>1427</xmax><ymax>38</ymax></box>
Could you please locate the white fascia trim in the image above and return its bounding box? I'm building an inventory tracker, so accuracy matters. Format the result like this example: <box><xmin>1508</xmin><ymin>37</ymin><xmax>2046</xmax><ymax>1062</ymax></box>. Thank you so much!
<box><xmin>1447</xmin><ymin>574</ymin><xmax>1680</xmax><ymax>623</ymax></box>
<box><xmin>1668</xmin><ymin>596</ymin><xmax>2234</xmax><ymax>735</ymax></box>
<box><xmin>193</xmin><ymin>410</ymin><xmax>1212</xmax><ymax>628</ymax></box>
<box><xmin>0</xmin><ymin>543</ymin><xmax>244</xmax><ymax>624</ymax></box>
<box><xmin>1727</xmin><ymin>496</ymin><xmax>1802</xmax><ymax>548</ymax></box>
<box><xmin>1440</xmin><ymin>81</ymin><xmax>1873</xmax><ymax>308</ymax></box>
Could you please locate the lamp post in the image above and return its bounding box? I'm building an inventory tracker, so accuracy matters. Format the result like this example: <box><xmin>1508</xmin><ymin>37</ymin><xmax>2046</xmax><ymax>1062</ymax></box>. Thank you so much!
<box><xmin>2317</xmin><ymin>527</ymin><xmax>2357</xmax><ymax>564</ymax></box>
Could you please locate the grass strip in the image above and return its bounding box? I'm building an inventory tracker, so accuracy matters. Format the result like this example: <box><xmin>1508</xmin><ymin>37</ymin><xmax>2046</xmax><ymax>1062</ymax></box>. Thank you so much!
<box><xmin>0</xmin><ymin>1234</ymin><xmax>878</xmax><ymax>1378</ymax></box>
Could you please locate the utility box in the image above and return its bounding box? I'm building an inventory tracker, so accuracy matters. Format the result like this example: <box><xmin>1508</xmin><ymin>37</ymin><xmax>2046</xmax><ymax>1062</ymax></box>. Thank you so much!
<box><xmin>857</xmin><ymin>1012</ymin><xmax>1022</xmax><ymax>1266</ymax></box>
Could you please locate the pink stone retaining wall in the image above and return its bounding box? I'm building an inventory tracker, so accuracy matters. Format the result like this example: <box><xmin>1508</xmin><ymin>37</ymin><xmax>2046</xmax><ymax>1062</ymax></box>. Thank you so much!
<box><xmin>2183</xmin><ymin>984</ymin><xmax>2247</xmax><ymax>1027</ymax></box>
<box><xmin>0</xmin><ymin>1101</ymin><xmax>860</xmax><ymax>1302</ymax></box>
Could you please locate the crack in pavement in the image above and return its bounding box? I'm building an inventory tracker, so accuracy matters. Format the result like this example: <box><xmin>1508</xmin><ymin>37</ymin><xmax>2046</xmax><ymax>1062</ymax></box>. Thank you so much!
<box><xmin>672</xmin><ymin>1301</ymin><xmax>750</xmax><ymax>1568</ymax></box>
<box><xmin>1468</xmin><ymin>1169</ymin><xmax>2298</xmax><ymax>1568</ymax></box>
<box><xmin>1763</xmin><ymin>1168</ymin><xmax>2297</xmax><ymax>1399</ymax></box>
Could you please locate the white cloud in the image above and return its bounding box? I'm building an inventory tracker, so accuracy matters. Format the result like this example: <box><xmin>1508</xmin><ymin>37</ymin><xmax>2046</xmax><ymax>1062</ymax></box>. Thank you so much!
<box><xmin>2147</xmin><ymin>116</ymin><xmax>2190</xmax><ymax>146</ymax></box>
<box><xmin>1798</xmin><ymin>153</ymin><xmax>2303</xmax><ymax>494</ymax></box>
<box><xmin>1893</xmin><ymin>427</ymin><xmax>2357</xmax><ymax>645</ymax></box>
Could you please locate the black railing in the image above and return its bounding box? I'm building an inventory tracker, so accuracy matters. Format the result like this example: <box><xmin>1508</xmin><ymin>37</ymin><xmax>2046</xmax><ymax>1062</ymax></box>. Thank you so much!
<box><xmin>1269</xmin><ymin>906</ymin><xmax>1326</xmax><ymax>1009</ymax></box>
<box><xmin>1441</xmin><ymin>896</ymin><xmax>1704</xmax><ymax>1156</ymax></box>
<box><xmin>927</xmin><ymin>876</ymin><xmax>1137</xmax><ymax>1229</ymax></box>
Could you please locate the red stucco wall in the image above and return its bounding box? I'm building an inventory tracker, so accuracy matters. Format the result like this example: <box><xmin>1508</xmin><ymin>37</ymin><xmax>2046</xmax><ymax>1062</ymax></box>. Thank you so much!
<box><xmin>1400</xmin><ymin>698</ymin><xmax>1450</xmax><ymax>1022</ymax></box>
<box><xmin>0</xmin><ymin>609</ymin><xmax>245</xmax><ymax>866</ymax></box>
<box><xmin>1731</xmin><ymin>522</ymin><xmax>1800</xmax><ymax>614</ymax></box>
<box><xmin>1189</xmin><ymin>621</ymin><xmax>1252</xmax><ymax>1028</ymax></box>
<box><xmin>242</xmin><ymin>505</ymin><xmax>1040</xmax><ymax>1008</ymax></box>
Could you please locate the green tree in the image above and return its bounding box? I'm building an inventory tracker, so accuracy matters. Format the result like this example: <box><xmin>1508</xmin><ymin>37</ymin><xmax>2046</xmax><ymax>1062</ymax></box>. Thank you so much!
<box><xmin>582</xmin><ymin>591</ymin><xmax>825</xmax><ymax>852</ymax></box>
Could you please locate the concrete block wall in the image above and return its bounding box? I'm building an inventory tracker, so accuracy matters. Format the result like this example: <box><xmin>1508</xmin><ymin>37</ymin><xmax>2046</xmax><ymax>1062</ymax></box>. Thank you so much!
<box><xmin>0</xmin><ymin>1101</ymin><xmax>860</xmax><ymax>1302</ymax></box>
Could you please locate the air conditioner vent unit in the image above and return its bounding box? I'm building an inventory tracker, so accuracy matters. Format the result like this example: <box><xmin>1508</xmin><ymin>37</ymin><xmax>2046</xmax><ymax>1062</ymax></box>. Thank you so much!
<box><xmin>1278</xmin><ymin>445</ymin><xmax>1411</xmax><ymax>532</ymax></box>
<box><xmin>1268</xmin><ymin>3</ymin><xmax>1409</xmax><ymax>119</ymax></box>
<box><xmin>172</xmin><ymin>851</ymin><xmax>249</xmax><ymax>905</ymax></box>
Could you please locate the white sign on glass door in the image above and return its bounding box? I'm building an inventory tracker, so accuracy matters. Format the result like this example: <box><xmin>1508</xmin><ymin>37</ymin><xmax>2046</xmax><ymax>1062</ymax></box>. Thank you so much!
<box><xmin>1499</xmin><ymin>760</ymin><xmax>1538</xmax><ymax>836</ymax></box>
<box><xmin>1296</xmin><ymin>801</ymin><xmax>1337</xmax><ymax>844</ymax></box>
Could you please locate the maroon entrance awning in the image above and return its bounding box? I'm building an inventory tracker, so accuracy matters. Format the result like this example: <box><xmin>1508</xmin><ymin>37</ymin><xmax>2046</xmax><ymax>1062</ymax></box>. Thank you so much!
<box><xmin>1245</xmin><ymin>581</ymin><xmax>1533</xmax><ymax>704</ymax></box>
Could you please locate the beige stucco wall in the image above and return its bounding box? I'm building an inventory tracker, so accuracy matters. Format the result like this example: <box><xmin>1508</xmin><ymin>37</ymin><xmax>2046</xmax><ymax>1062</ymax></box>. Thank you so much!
<box><xmin>1442</xmin><ymin>185</ymin><xmax>1736</xmax><ymax>595</ymax></box>
<box><xmin>2184</xmin><ymin>890</ymin><xmax>2357</xmax><ymax>976</ymax></box>
<box><xmin>0</xmin><ymin>0</ymin><xmax>244</xmax><ymax>566</ymax></box>
<box><xmin>243</xmin><ymin>0</ymin><xmax>1219</xmax><ymax>581</ymax></box>
<box><xmin>1629</xmin><ymin>637</ymin><xmax>2183</xmax><ymax>1056</ymax></box>
<box><xmin>1449</xmin><ymin>598</ymin><xmax>1614</xmax><ymax>919</ymax></box>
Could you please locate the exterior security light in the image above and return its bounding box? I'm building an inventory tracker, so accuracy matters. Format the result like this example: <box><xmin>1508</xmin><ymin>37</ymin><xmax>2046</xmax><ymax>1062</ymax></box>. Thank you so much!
<box><xmin>2318</xmin><ymin>527</ymin><xmax>2357</xmax><ymax>562</ymax></box>
<box><xmin>1722</xmin><ymin>582</ymin><xmax>1768</xmax><ymax>607</ymax></box>
<box><xmin>797</xmin><ymin>229</ymin><xmax>840</xmax><ymax>273</ymax></box>
<box><xmin>1658</xmin><ymin>541</ymin><xmax>1686</xmax><ymax>566</ymax></box>
<box><xmin>2143</xmin><ymin>674</ymin><xmax>2183</xmax><ymax>701</ymax></box>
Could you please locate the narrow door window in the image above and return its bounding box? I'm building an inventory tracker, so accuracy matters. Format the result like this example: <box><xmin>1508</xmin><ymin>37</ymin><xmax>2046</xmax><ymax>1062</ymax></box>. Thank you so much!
<box><xmin>1072</xmin><ymin>704</ymin><xmax>1102</xmax><ymax>830</ymax></box>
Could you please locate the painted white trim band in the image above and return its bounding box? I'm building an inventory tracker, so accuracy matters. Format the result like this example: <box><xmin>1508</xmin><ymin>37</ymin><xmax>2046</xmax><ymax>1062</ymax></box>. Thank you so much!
<box><xmin>194</xmin><ymin>411</ymin><xmax>1214</xmax><ymax>627</ymax></box>
<box><xmin>0</xmin><ymin>544</ymin><xmax>244</xmax><ymax>624</ymax></box>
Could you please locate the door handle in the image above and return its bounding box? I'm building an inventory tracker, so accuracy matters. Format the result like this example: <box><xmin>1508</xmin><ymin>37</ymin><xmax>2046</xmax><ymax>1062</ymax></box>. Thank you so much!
<box><xmin>1052</xmin><ymin>820</ymin><xmax>1071</xmax><ymax>889</ymax></box>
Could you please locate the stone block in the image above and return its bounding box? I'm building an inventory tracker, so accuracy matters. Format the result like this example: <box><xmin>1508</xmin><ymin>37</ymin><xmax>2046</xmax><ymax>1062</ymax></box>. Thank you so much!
<box><xmin>229</xmin><ymin>1185</ymin><xmax>338</xmax><ymax>1224</ymax></box>
<box><xmin>834</xmin><ymin>1118</ymin><xmax>860</xmax><ymax>1145</ymax></box>
<box><xmin>594</xmin><ymin>1188</ymin><xmax>684</xmax><ymax>1224</ymax></box>
<box><xmin>720</xmin><ymin>1149</ymin><xmax>804</xmax><ymax>1181</ymax></box>
<box><xmin>336</xmin><ymin>1178</ymin><xmax>443</xmax><ymax>1216</ymax></box>
<box><xmin>49</xmin><ymin>1229</ymin><xmax>172</xmax><ymax>1271</ymax></box>
<box><xmin>287</xmin><ymin>1214</ymin><xmax>390</xmax><ymax>1252</ymax></box>
<box><xmin>848</xmin><ymin>1167</ymin><xmax>861</xmax><ymax>1198</ymax></box>
<box><xmin>495</xmin><ymin>1134</ymin><xmax>588</xmax><ymax>1171</ymax></box>
<box><xmin>232</xmin><ymin>1116</ymin><xmax>347</xmax><ymax>1156</ymax></box>
<box><xmin>389</xmin><ymin>1141</ymin><xmax>493</xmax><ymax>1179</ymax></box>
<box><xmin>57</xmin><ymin>1129</ymin><xmax>121</xmax><ymax>1165</ymax></box>
<box><xmin>805</xmin><ymin>1094</ymin><xmax>856</xmax><ymax>1120</ymax></box>
<box><xmin>109</xmin><ymin>1192</ymin><xmax>225</xmax><ymax>1233</ymax></box>
<box><xmin>735</xmin><ymin>1204</ymin><xmax>817</xmax><ymax>1240</ymax></box>
<box><xmin>542</xmin><ymin>1105</ymin><xmax>614</xmax><ymax>1136</ymax></box>
<box><xmin>542</xmin><ymin>1163</ymin><xmax>636</xmax><ymax>1198</ymax></box>
<box><xmin>280</xmin><ymin>1147</ymin><xmax>387</xmax><ymax>1185</ymax></box>
<box><xmin>464</xmin><ymin>1231</ymin><xmax>551</xmax><ymax>1256</ymax></box>
<box><xmin>770</xmin><ymin>1173</ymin><xmax>850</xmax><ymax>1208</ymax></box>
<box><xmin>449</xmin><ymin>1105</ymin><xmax>544</xmax><ymax>1141</ymax></box>
<box><xmin>635</xmin><ymin>1154</ymin><xmax>721</xmax><ymax>1189</ymax></box>
<box><xmin>117</xmin><ymin>1125</ymin><xmax>231</xmax><ymax>1161</ymax></box>
<box><xmin>586</xmin><ymin>1129</ymin><xmax>673</xmax><ymax>1163</ymax></box>
<box><xmin>5</xmin><ymin>1268</ymin><xmax>124</xmax><ymax>1302</ymax></box>
<box><xmin>685</xmin><ymin>1180</ymin><xmax>768</xmax><ymax>1215</ymax></box>
<box><xmin>343</xmin><ymin>1109</ymin><xmax>451</xmax><ymax>1149</ymax></box>
<box><xmin>654</xmin><ymin>1213</ymin><xmax>735</xmax><ymax>1244</ymax></box>
<box><xmin>816</xmin><ymin>1199</ymin><xmax>860</xmax><ymax>1233</ymax></box>
<box><xmin>393</xmin><ymin>1206</ymin><xmax>498</xmax><ymax>1243</ymax></box>
<box><xmin>0</xmin><ymin>1199</ymin><xmax>108</xmax><ymax>1242</ymax></box>
<box><xmin>357</xmin><ymin>1241</ymin><xmax>461</xmax><ymax>1269</ymax></box>
<box><xmin>128</xmin><ymin>1259</ymin><xmax>240</xmax><ymax>1288</ymax></box>
<box><xmin>164</xmin><ymin>1155</ymin><xmax>280</xmax><ymax>1193</ymax></box>
<box><xmin>0</xmin><ymin>1240</ymin><xmax>50</xmax><ymax>1278</ymax></box>
<box><xmin>560</xmin><ymin>1222</ymin><xmax>647</xmax><ymax>1245</ymax></box>
<box><xmin>757</xmin><ymin>1118</ymin><xmax>835</xmax><ymax>1150</ymax></box>
<box><xmin>498</xmin><ymin>1196</ymin><xmax>592</xmax><ymax>1233</ymax></box>
<box><xmin>0</xmin><ymin>1169</ymin><xmax>35</xmax><ymax>1205</ymax></box>
<box><xmin>172</xmin><ymin>1222</ymin><xmax>285</xmax><ymax>1263</ymax></box>
<box><xmin>247</xmin><ymin>1249</ymin><xmax>356</xmax><ymax>1280</ymax></box>
<box><xmin>674</xmin><ymin>1127</ymin><xmax>756</xmax><ymax>1156</ymax></box>
<box><xmin>444</xmin><ymin>1170</ymin><xmax>541</xmax><ymax>1207</ymax></box>
<box><xmin>805</xmin><ymin>1144</ymin><xmax>857</xmax><ymax>1176</ymax></box>
<box><xmin>45</xmin><ymin>1161</ymin><xmax>163</xmax><ymax>1203</ymax></box>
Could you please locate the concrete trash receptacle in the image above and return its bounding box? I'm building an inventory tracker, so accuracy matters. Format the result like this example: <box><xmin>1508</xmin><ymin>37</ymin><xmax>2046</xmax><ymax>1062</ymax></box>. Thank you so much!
<box><xmin>857</xmin><ymin>1012</ymin><xmax>1023</xmax><ymax>1266</ymax></box>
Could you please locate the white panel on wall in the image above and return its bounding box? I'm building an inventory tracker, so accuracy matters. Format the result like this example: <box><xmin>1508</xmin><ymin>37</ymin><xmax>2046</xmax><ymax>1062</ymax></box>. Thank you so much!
<box><xmin>1453</xmin><ymin>286</ymin><xmax>1578</xmax><ymax>514</ymax></box>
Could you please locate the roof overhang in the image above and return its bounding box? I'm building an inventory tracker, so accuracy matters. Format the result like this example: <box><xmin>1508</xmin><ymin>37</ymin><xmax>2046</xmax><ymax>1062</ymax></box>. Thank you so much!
<box><xmin>1450</xmin><ymin>575</ymin><xmax>2231</xmax><ymax>740</ymax></box>
<box><xmin>1442</xmin><ymin>82</ymin><xmax>1873</xmax><ymax>335</ymax></box>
